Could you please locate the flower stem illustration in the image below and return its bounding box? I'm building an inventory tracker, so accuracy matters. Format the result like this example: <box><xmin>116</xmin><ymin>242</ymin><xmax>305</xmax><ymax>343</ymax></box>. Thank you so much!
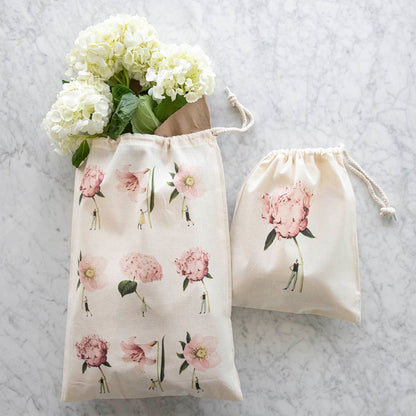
<box><xmin>145</xmin><ymin>167</ymin><xmax>155</xmax><ymax>229</ymax></box>
<box><xmin>91</xmin><ymin>196</ymin><xmax>101</xmax><ymax>229</ymax></box>
<box><xmin>293</xmin><ymin>237</ymin><xmax>305</xmax><ymax>292</ymax></box>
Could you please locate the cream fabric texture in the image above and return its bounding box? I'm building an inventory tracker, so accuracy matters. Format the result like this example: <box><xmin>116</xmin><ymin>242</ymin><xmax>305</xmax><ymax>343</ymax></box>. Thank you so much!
<box><xmin>61</xmin><ymin>130</ymin><xmax>242</xmax><ymax>401</ymax></box>
<box><xmin>231</xmin><ymin>146</ymin><xmax>361</xmax><ymax>322</ymax></box>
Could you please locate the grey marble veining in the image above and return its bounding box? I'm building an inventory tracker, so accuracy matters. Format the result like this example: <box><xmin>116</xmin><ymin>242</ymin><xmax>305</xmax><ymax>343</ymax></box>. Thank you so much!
<box><xmin>1</xmin><ymin>0</ymin><xmax>415</xmax><ymax>415</ymax></box>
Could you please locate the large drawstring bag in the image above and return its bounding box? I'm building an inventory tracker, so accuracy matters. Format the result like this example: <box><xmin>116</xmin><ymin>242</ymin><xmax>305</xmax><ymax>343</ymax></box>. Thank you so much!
<box><xmin>61</xmin><ymin>89</ymin><xmax>254</xmax><ymax>402</ymax></box>
<box><xmin>230</xmin><ymin>145</ymin><xmax>395</xmax><ymax>323</ymax></box>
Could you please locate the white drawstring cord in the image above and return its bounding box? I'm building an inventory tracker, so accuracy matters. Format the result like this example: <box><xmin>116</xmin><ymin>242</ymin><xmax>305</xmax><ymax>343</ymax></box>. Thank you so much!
<box><xmin>211</xmin><ymin>87</ymin><xmax>255</xmax><ymax>135</ymax></box>
<box><xmin>342</xmin><ymin>145</ymin><xmax>396</xmax><ymax>220</ymax></box>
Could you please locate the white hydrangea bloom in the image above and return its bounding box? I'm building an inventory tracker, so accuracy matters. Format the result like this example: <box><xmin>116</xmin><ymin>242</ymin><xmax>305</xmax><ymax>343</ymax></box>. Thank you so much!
<box><xmin>146</xmin><ymin>43</ymin><xmax>216</xmax><ymax>103</ymax></box>
<box><xmin>42</xmin><ymin>72</ymin><xmax>113</xmax><ymax>155</ymax></box>
<box><xmin>121</xmin><ymin>16</ymin><xmax>160</xmax><ymax>87</ymax></box>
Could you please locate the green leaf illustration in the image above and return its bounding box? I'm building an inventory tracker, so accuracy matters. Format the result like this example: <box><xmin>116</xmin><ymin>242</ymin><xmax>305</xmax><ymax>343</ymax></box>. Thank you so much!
<box><xmin>78</xmin><ymin>193</ymin><xmax>83</xmax><ymax>205</ymax></box>
<box><xmin>167</xmin><ymin>181</ymin><xmax>174</xmax><ymax>187</ymax></box>
<box><xmin>79</xmin><ymin>251</ymin><xmax>82</xmax><ymax>262</ymax></box>
<box><xmin>131</xmin><ymin>95</ymin><xmax>161</xmax><ymax>134</ymax></box>
<box><xmin>264</xmin><ymin>228</ymin><xmax>277</xmax><ymax>251</ymax></box>
<box><xmin>118</xmin><ymin>280</ymin><xmax>138</xmax><ymax>297</ymax></box>
<box><xmin>183</xmin><ymin>278</ymin><xmax>189</xmax><ymax>291</ymax></box>
<box><xmin>179</xmin><ymin>341</ymin><xmax>186</xmax><ymax>350</ymax></box>
<box><xmin>205</xmin><ymin>273</ymin><xmax>213</xmax><ymax>279</ymax></box>
<box><xmin>76</xmin><ymin>279</ymin><xmax>81</xmax><ymax>290</ymax></box>
<box><xmin>174</xmin><ymin>162</ymin><xmax>179</xmax><ymax>173</ymax></box>
<box><xmin>186</xmin><ymin>332</ymin><xmax>191</xmax><ymax>343</ymax></box>
<box><xmin>153</xmin><ymin>95</ymin><xmax>187</xmax><ymax>123</ymax></box>
<box><xmin>82</xmin><ymin>362</ymin><xmax>87</xmax><ymax>374</ymax></box>
<box><xmin>108</xmin><ymin>92</ymin><xmax>139</xmax><ymax>139</ymax></box>
<box><xmin>176</xmin><ymin>352</ymin><xmax>185</xmax><ymax>359</ymax></box>
<box><xmin>96</xmin><ymin>191</ymin><xmax>105</xmax><ymax>198</ymax></box>
<box><xmin>179</xmin><ymin>360</ymin><xmax>189</xmax><ymax>374</ymax></box>
<box><xmin>160</xmin><ymin>336</ymin><xmax>165</xmax><ymax>382</ymax></box>
<box><xmin>169</xmin><ymin>188</ymin><xmax>179</xmax><ymax>203</ymax></box>
<box><xmin>62</xmin><ymin>80</ymin><xmax>69</xmax><ymax>84</ymax></box>
<box><xmin>149</xmin><ymin>167</ymin><xmax>155</xmax><ymax>213</ymax></box>
<box><xmin>169</xmin><ymin>172</ymin><xmax>175</xmax><ymax>178</ymax></box>
<box><xmin>300</xmin><ymin>227</ymin><xmax>315</xmax><ymax>238</ymax></box>
<box><xmin>72</xmin><ymin>139</ymin><xmax>90</xmax><ymax>168</ymax></box>
<box><xmin>102</xmin><ymin>361</ymin><xmax>111</xmax><ymax>367</ymax></box>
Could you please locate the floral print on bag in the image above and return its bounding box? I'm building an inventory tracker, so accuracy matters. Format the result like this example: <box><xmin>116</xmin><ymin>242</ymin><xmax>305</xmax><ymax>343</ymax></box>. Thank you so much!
<box><xmin>177</xmin><ymin>332</ymin><xmax>220</xmax><ymax>393</ymax></box>
<box><xmin>262</xmin><ymin>181</ymin><xmax>315</xmax><ymax>292</ymax></box>
<box><xmin>118</xmin><ymin>252</ymin><xmax>163</xmax><ymax>316</ymax></box>
<box><xmin>167</xmin><ymin>163</ymin><xmax>205</xmax><ymax>226</ymax></box>
<box><xmin>115</xmin><ymin>164</ymin><xmax>156</xmax><ymax>229</ymax></box>
<box><xmin>75</xmin><ymin>335</ymin><xmax>111</xmax><ymax>394</ymax></box>
<box><xmin>76</xmin><ymin>251</ymin><xmax>108</xmax><ymax>316</ymax></box>
<box><xmin>121</xmin><ymin>336</ymin><xmax>166</xmax><ymax>392</ymax></box>
<box><xmin>79</xmin><ymin>165</ymin><xmax>105</xmax><ymax>230</ymax></box>
<box><xmin>175</xmin><ymin>247</ymin><xmax>213</xmax><ymax>313</ymax></box>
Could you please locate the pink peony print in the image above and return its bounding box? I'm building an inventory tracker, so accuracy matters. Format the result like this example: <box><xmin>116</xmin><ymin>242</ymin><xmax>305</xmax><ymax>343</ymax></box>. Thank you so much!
<box><xmin>261</xmin><ymin>181</ymin><xmax>312</xmax><ymax>239</ymax></box>
<box><xmin>174</xmin><ymin>248</ymin><xmax>209</xmax><ymax>283</ymax></box>
<box><xmin>120</xmin><ymin>253</ymin><xmax>163</xmax><ymax>283</ymax></box>
<box><xmin>120</xmin><ymin>337</ymin><xmax>156</xmax><ymax>373</ymax></box>
<box><xmin>173</xmin><ymin>165</ymin><xmax>205</xmax><ymax>200</ymax></box>
<box><xmin>75</xmin><ymin>335</ymin><xmax>109</xmax><ymax>368</ymax></box>
<box><xmin>116</xmin><ymin>165</ymin><xmax>149</xmax><ymax>202</ymax></box>
<box><xmin>80</xmin><ymin>165</ymin><xmax>105</xmax><ymax>198</ymax></box>
<box><xmin>78</xmin><ymin>254</ymin><xmax>108</xmax><ymax>291</ymax></box>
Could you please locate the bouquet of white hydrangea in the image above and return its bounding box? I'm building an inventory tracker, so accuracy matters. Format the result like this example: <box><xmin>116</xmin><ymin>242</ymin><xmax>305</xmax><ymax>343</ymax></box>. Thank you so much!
<box><xmin>42</xmin><ymin>14</ymin><xmax>215</xmax><ymax>167</ymax></box>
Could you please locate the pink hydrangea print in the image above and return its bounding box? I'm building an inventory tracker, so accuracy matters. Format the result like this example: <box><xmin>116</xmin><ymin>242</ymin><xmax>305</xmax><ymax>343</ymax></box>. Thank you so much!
<box><xmin>116</xmin><ymin>165</ymin><xmax>149</xmax><ymax>202</ymax></box>
<box><xmin>118</xmin><ymin>253</ymin><xmax>163</xmax><ymax>315</ymax></box>
<box><xmin>262</xmin><ymin>181</ymin><xmax>315</xmax><ymax>293</ymax></box>
<box><xmin>177</xmin><ymin>332</ymin><xmax>221</xmax><ymax>392</ymax></box>
<box><xmin>167</xmin><ymin>162</ymin><xmax>205</xmax><ymax>226</ymax></box>
<box><xmin>79</xmin><ymin>165</ymin><xmax>105</xmax><ymax>230</ymax></box>
<box><xmin>75</xmin><ymin>334</ymin><xmax>111</xmax><ymax>393</ymax></box>
<box><xmin>121</xmin><ymin>336</ymin><xmax>166</xmax><ymax>392</ymax></box>
<box><xmin>175</xmin><ymin>248</ymin><xmax>213</xmax><ymax>313</ymax></box>
<box><xmin>76</xmin><ymin>251</ymin><xmax>107</xmax><ymax>316</ymax></box>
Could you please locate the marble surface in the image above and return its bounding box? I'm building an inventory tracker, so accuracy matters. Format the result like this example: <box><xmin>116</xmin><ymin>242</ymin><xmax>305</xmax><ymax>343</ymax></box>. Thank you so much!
<box><xmin>1</xmin><ymin>0</ymin><xmax>415</xmax><ymax>414</ymax></box>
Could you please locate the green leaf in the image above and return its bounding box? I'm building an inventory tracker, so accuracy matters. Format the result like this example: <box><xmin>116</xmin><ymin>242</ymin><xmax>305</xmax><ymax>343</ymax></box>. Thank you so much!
<box><xmin>167</xmin><ymin>181</ymin><xmax>174</xmax><ymax>187</ymax></box>
<box><xmin>76</xmin><ymin>279</ymin><xmax>81</xmax><ymax>291</ymax></box>
<box><xmin>179</xmin><ymin>360</ymin><xmax>189</xmax><ymax>374</ymax></box>
<box><xmin>176</xmin><ymin>352</ymin><xmax>184</xmax><ymax>359</ymax></box>
<box><xmin>102</xmin><ymin>361</ymin><xmax>111</xmax><ymax>367</ymax></box>
<box><xmin>183</xmin><ymin>278</ymin><xmax>189</xmax><ymax>291</ymax></box>
<box><xmin>79</xmin><ymin>251</ymin><xmax>82</xmax><ymax>262</ymax></box>
<box><xmin>264</xmin><ymin>229</ymin><xmax>277</xmax><ymax>251</ymax></box>
<box><xmin>153</xmin><ymin>95</ymin><xmax>187</xmax><ymax>123</ymax></box>
<box><xmin>72</xmin><ymin>140</ymin><xmax>90</xmax><ymax>168</ymax></box>
<box><xmin>169</xmin><ymin>172</ymin><xmax>175</xmax><ymax>178</ymax></box>
<box><xmin>186</xmin><ymin>332</ymin><xmax>191</xmax><ymax>344</ymax></box>
<box><xmin>205</xmin><ymin>273</ymin><xmax>213</xmax><ymax>279</ymax></box>
<box><xmin>160</xmin><ymin>336</ymin><xmax>165</xmax><ymax>382</ymax></box>
<box><xmin>62</xmin><ymin>80</ymin><xmax>69</xmax><ymax>84</ymax></box>
<box><xmin>96</xmin><ymin>191</ymin><xmax>105</xmax><ymax>198</ymax></box>
<box><xmin>300</xmin><ymin>227</ymin><xmax>316</xmax><ymax>238</ymax></box>
<box><xmin>108</xmin><ymin>93</ymin><xmax>139</xmax><ymax>139</ymax></box>
<box><xmin>118</xmin><ymin>280</ymin><xmax>138</xmax><ymax>297</ymax></box>
<box><xmin>131</xmin><ymin>95</ymin><xmax>161</xmax><ymax>134</ymax></box>
<box><xmin>112</xmin><ymin>84</ymin><xmax>135</xmax><ymax>106</ymax></box>
<box><xmin>169</xmin><ymin>188</ymin><xmax>179</xmax><ymax>203</ymax></box>
<box><xmin>179</xmin><ymin>341</ymin><xmax>186</xmax><ymax>350</ymax></box>
<box><xmin>78</xmin><ymin>193</ymin><xmax>83</xmax><ymax>205</ymax></box>
<box><xmin>82</xmin><ymin>362</ymin><xmax>87</xmax><ymax>373</ymax></box>
<box><xmin>149</xmin><ymin>167</ymin><xmax>155</xmax><ymax>213</ymax></box>
<box><xmin>174</xmin><ymin>162</ymin><xmax>179</xmax><ymax>173</ymax></box>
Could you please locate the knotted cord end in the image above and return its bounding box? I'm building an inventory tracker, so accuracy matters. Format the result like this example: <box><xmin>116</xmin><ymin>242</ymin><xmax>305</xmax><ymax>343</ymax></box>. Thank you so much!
<box><xmin>224</xmin><ymin>87</ymin><xmax>237</xmax><ymax>107</ymax></box>
<box><xmin>380</xmin><ymin>206</ymin><xmax>397</xmax><ymax>220</ymax></box>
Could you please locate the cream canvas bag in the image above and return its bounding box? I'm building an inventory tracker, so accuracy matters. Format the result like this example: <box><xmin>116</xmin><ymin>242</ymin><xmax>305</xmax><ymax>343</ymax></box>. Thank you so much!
<box><xmin>230</xmin><ymin>145</ymin><xmax>395</xmax><ymax>322</ymax></box>
<box><xmin>61</xmin><ymin>89</ymin><xmax>254</xmax><ymax>401</ymax></box>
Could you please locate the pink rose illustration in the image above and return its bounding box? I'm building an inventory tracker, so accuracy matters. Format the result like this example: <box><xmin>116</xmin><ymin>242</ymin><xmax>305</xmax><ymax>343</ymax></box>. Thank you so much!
<box><xmin>175</xmin><ymin>248</ymin><xmax>213</xmax><ymax>313</ymax></box>
<box><xmin>116</xmin><ymin>165</ymin><xmax>149</xmax><ymax>202</ymax></box>
<box><xmin>118</xmin><ymin>253</ymin><xmax>163</xmax><ymax>315</ymax></box>
<box><xmin>262</xmin><ymin>181</ymin><xmax>315</xmax><ymax>293</ymax></box>
<box><xmin>177</xmin><ymin>332</ymin><xmax>220</xmax><ymax>392</ymax></box>
<box><xmin>75</xmin><ymin>334</ymin><xmax>111</xmax><ymax>393</ymax></box>
<box><xmin>79</xmin><ymin>165</ymin><xmax>105</xmax><ymax>230</ymax></box>
<box><xmin>167</xmin><ymin>162</ymin><xmax>205</xmax><ymax>226</ymax></box>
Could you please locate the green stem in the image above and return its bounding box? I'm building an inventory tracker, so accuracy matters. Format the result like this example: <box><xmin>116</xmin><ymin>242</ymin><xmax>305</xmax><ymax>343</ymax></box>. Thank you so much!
<box><xmin>201</xmin><ymin>279</ymin><xmax>211</xmax><ymax>312</ymax></box>
<box><xmin>146</xmin><ymin>169</ymin><xmax>153</xmax><ymax>229</ymax></box>
<box><xmin>123</xmin><ymin>67</ymin><xmax>130</xmax><ymax>88</ymax></box>
<box><xmin>134</xmin><ymin>289</ymin><xmax>151</xmax><ymax>312</ymax></box>
<box><xmin>98</xmin><ymin>366</ymin><xmax>110</xmax><ymax>393</ymax></box>
<box><xmin>92</xmin><ymin>196</ymin><xmax>101</xmax><ymax>230</ymax></box>
<box><xmin>156</xmin><ymin>341</ymin><xmax>164</xmax><ymax>392</ymax></box>
<box><xmin>293</xmin><ymin>237</ymin><xmax>304</xmax><ymax>293</ymax></box>
<box><xmin>81</xmin><ymin>286</ymin><xmax>85</xmax><ymax>311</ymax></box>
<box><xmin>112</xmin><ymin>72</ymin><xmax>124</xmax><ymax>85</ymax></box>
<box><xmin>181</xmin><ymin>196</ymin><xmax>186</xmax><ymax>220</ymax></box>
<box><xmin>191</xmin><ymin>368</ymin><xmax>195</xmax><ymax>389</ymax></box>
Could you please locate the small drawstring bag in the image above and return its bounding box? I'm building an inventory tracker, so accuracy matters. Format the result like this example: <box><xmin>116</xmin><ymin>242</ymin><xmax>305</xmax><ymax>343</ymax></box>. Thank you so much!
<box><xmin>230</xmin><ymin>145</ymin><xmax>395</xmax><ymax>323</ymax></box>
<box><xmin>61</xmin><ymin>89</ymin><xmax>254</xmax><ymax>402</ymax></box>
